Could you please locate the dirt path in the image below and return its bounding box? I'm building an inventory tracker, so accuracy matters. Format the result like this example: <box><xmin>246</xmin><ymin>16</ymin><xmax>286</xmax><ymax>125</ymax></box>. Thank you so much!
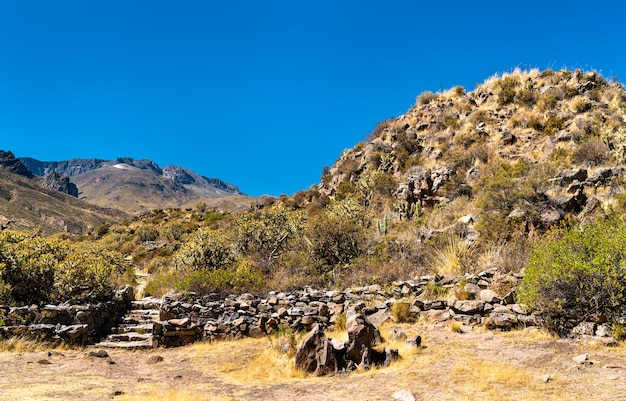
<box><xmin>1</xmin><ymin>323</ymin><xmax>625</xmax><ymax>401</ymax></box>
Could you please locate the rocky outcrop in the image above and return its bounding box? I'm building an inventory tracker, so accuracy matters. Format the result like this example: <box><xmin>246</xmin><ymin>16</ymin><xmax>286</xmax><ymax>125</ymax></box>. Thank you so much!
<box><xmin>295</xmin><ymin>324</ymin><xmax>341</xmax><ymax>375</ymax></box>
<box><xmin>395</xmin><ymin>166</ymin><xmax>456</xmax><ymax>207</ymax></box>
<box><xmin>0</xmin><ymin>150</ymin><xmax>33</xmax><ymax>178</ymax></box>
<box><xmin>20</xmin><ymin>157</ymin><xmax>108</xmax><ymax>177</ymax></box>
<box><xmin>162</xmin><ymin>165</ymin><xmax>243</xmax><ymax>195</ymax></box>
<box><xmin>295</xmin><ymin>309</ymin><xmax>398</xmax><ymax>376</ymax></box>
<box><xmin>42</xmin><ymin>171</ymin><xmax>79</xmax><ymax>197</ymax></box>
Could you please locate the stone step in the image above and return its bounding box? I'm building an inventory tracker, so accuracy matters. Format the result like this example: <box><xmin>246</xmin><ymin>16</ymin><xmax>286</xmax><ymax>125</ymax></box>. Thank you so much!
<box><xmin>131</xmin><ymin>298</ymin><xmax>162</xmax><ymax>310</ymax></box>
<box><xmin>105</xmin><ymin>332</ymin><xmax>153</xmax><ymax>343</ymax></box>
<box><xmin>110</xmin><ymin>323</ymin><xmax>154</xmax><ymax>335</ymax></box>
<box><xmin>96</xmin><ymin>339</ymin><xmax>154</xmax><ymax>350</ymax></box>
<box><xmin>122</xmin><ymin>310</ymin><xmax>160</xmax><ymax>325</ymax></box>
<box><xmin>126</xmin><ymin>309</ymin><xmax>160</xmax><ymax>318</ymax></box>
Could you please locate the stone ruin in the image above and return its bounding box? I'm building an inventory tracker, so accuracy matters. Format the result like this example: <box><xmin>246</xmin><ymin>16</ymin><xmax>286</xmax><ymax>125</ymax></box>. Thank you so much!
<box><xmin>0</xmin><ymin>269</ymin><xmax>621</xmax><ymax>350</ymax></box>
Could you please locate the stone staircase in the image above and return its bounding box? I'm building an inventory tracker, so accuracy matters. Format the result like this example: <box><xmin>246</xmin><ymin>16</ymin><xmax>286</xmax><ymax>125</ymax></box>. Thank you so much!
<box><xmin>95</xmin><ymin>297</ymin><xmax>162</xmax><ymax>350</ymax></box>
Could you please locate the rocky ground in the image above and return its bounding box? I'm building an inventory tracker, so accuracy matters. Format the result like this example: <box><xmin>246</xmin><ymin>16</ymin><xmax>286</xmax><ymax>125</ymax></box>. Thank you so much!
<box><xmin>0</xmin><ymin>322</ymin><xmax>625</xmax><ymax>401</ymax></box>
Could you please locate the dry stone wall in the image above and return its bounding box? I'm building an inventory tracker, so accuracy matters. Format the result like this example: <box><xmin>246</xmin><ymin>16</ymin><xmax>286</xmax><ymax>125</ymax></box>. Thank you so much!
<box><xmin>0</xmin><ymin>286</ymin><xmax>133</xmax><ymax>345</ymax></box>
<box><xmin>153</xmin><ymin>270</ymin><xmax>549</xmax><ymax>347</ymax></box>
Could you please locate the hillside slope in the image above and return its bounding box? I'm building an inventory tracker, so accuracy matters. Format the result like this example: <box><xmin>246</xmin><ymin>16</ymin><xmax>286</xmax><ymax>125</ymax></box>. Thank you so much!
<box><xmin>0</xmin><ymin>168</ymin><xmax>127</xmax><ymax>235</ymax></box>
<box><xmin>320</xmin><ymin>68</ymin><xmax>626</xmax><ymax>249</ymax></box>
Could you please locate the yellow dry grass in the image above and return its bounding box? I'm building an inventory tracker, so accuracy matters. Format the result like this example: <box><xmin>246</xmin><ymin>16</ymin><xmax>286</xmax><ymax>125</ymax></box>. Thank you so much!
<box><xmin>1</xmin><ymin>322</ymin><xmax>625</xmax><ymax>401</ymax></box>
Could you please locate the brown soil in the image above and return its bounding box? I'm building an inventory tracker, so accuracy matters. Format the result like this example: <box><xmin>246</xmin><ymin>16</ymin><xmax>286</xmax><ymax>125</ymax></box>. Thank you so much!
<box><xmin>1</xmin><ymin>323</ymin><xmax>625</xmax><ymax>401</ymax></box>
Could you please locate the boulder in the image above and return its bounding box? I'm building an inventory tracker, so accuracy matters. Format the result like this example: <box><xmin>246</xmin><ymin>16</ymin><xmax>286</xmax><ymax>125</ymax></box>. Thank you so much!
<box><xmin>345</xmin><ymin>308</ymin><xmax>382</xmax><ymax>364</ymax></box>
<box><xmin>450</xmin><ymin>300</ymin><xmax>485</xmax><ymax>315</ymax></box>
<box><xmin>42</xmin><ymin>171</ymin><xmax>78</xmax><ymax>197</ymax></box>
<box><xmin>487</xmin><ymin>312</ymin><xmax>519</xmax><ymax>330</ymax></box>
<box><xmin>295</xmin><ymin>324</ymin><xmax>340</xmax><ymax>376</ymax></box>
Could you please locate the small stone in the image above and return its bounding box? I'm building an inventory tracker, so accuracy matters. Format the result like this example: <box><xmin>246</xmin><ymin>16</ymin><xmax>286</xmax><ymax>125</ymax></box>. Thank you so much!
<box><xmin>148</xmin><ymin>355</ymin><xmax>164</xmax><ymax>364</ymax></box>
<box><xmin>88</xmin><ymin>350</ymin><xmax>109</xmax><ymax>358</ymax></box>
<box><xmin>573</xmin><ymin>354</ymin><xmax>588</xmax><ymax>364</ymax></box>
<box><xmin>392</xmin><ymin>389</ymin><xmax>416</xmax><ymax>401</ymax></box>
<box><xmin>405</xmin><ymin>336</ymin><xmax>422</xmax><ymax>348</ymax></box>
<box><xmin>539</xmin><ymin>374</ymin><xmax>551</xmax><ymax>383</ymax></box>
<box><xmin>391</xmin><ymin>327</ymin><xmax>407</xmax><ymax>341</ymax></box>
<box><xmin>37</xmin><ymin>359</ymin><xmax>52</xmax><ymax>365</ymax></box>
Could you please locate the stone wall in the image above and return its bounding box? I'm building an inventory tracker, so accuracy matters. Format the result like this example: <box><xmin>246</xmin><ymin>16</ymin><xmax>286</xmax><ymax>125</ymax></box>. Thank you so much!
<box><xmin>0</xmin><ymin>286</ymin><xmax>133</xmax><ymax>345</ymax></box>
<box><xmin>153</xmin><ymin>271</ymin><xmax>554</xmax><ymax>347</ymax></box>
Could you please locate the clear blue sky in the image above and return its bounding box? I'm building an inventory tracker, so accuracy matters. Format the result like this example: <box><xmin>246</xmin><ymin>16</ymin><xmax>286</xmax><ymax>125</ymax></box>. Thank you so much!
<box><xmin>1</xmin><ymin>1</ymin><xmax>625</xmax><ymax>196</ymax></box>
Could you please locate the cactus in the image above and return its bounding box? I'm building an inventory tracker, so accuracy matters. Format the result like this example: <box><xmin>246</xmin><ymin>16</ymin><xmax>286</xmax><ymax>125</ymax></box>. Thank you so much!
<box><xmin>395</xmin><ymin>201</ymin><xmax>421</xmax><ymax>220</ymax></box>
<box><xmin>377</xmin><ymin>216</ymin><xmax>388</xmax><ymax>235</ymax></box>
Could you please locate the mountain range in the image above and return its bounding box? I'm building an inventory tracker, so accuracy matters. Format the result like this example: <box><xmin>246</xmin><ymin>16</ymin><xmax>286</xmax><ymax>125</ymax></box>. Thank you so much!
<box><xmin>19</xmin><ymin>156</ymin><xmax>249</xmax><ymax>214</ymax></box>
<box><xmin>0</xmin><ymin>150</ymin><xmax>256</xmax><ymax>233</ymax></box>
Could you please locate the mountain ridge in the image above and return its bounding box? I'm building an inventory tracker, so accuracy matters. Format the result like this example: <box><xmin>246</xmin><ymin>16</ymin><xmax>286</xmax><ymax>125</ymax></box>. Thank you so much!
<box><xmin>20</xmin><ymin>156</ymin><xmax>246</xmax><ymax>213</ymax></box>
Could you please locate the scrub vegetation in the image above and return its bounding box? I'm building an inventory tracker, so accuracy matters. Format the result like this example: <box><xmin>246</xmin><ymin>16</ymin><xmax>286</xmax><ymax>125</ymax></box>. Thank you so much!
<box><xmin>3</xmin><ymin>68</ymin><xmax>626</xmax><ymax>338</ymax></box>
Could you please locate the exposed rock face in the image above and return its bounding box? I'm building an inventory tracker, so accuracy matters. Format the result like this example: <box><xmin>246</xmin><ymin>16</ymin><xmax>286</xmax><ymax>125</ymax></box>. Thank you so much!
<box><xmin>20</xmin><ymin>156</ymin><xmax>245</xmax><ymax>199</ymax></box>
<box><xmin>395</xmin><ymin>166</ymin><xmax>456</xmax><ymax>207</ymax></box>
<box><xmin>20</xmin><ymin>157</ymin><xmax>108</xmax><ymax>176</ymax></box>
<box><xmin>43</xmin><ymin>171</ymin><xmax>79</xmax><ymax>197</ymax></box>
<box><xmin>115</xmin><ymin>157</ymin><xmax>163</xmax><ymax>174</ymax></box>
<box><xmin>162</xmin><ymin>165</ymin><xmax>243</xmax><ymax>194</ymax></box>
<box><xmin>0</xmin><ymin>150</ymin><xmax>33</xmax><ymax>178</ymax></box>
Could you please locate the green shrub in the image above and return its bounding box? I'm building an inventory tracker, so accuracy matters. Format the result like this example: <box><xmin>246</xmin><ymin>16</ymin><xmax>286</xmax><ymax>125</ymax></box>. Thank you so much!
<box><xmin>174</xmin><ymin>229</ymin><xmax>235</xmax><ymax>271</ymax></box>
<box><xmin>496</xmin><ymin>76</ymin><xmax>519</xmax><ymax>105</ymax></box>
<box><xmin>537</xmin><ymin>92</ymin><xmax>558</xmax><ymax>111</ymax></box>
<box><xmin>175</xmin><ymin>259</ymin><xmax>264</xmax><ymax>295</ymax></box>
<box><xmin>306</xmin><ymin>207</ymin><xmax>366</xmax><ymax>271</ymax></box>
<box><xmin>518</xmin><ymin>218</ymin><xmax>626</xmax><ymax>336</ymax></box>
<box><xmin>0</xmin><ymin>231</ymin><xmax>127</xmax><ymax>305</ymax></box>
<box><xmin>135</xmin><ymin>224</ymin><xmax>159</xmax><ymax>243</ymax></box>
<box><xmin>573</xmin><ymin>98</ymin><xmax>593</xmax><ymax>113</ymax></box>
<box><xmin>334</xmin><ymin>312</ymin><xmax>347</xmax><ymax>330</ymax></box>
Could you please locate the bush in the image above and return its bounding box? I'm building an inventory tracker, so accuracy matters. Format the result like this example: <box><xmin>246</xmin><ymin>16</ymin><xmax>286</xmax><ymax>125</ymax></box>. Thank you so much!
<box><xmin>417</xmin><ymin>91</ymin><xmax>438</xmax><ymax>105</ymax></box>
<box><xmin>496</xmin><ymin>76</ymin><xmax>519</xmax><ymax>105</ymax></box>
<box><xmin>174</xmin><ymin>229</ymin><xmax>235</xmax><ymax>271</ymax></box>
<box><xmin>518</xmin><ymin>218</ymin><xmax>626</xmax><ymax>335</ymax></box>
<box><xmin>391</xmin><ymin>301</ymin><xmax>417</xmax><ymax>323</ymax></box>
<box><xmin>175</xmin><ymin>259</ymin><xmax>264</xmax><ymax>295</ymax></box>
<box><xmin>135</xmin><ymin>224</ymin><xmax>159</xmax><ymax>243</ymax></box>
<box><xmin>0</xmin><ymin>231</ymin><xmax>127</xmax><ymax>305</ymax></box>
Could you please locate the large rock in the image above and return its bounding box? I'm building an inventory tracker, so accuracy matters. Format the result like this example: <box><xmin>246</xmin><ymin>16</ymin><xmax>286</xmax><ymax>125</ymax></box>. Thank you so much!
<box><xmin>295</xmin><ymin>324</ymin><xmax>340</xmax><ymax>376</ymax></box>
<box><xmin>345</xmin><ymin>308</ymin><xmax>382</xmax><ymax>364</ymax></box>
<box><xmin>450</xmin><ymin>300</ymin><xmax>485</xmax><ymax>315</ymax></box>
<box><xmin>487</xmin><ymin>312</ymin><xmax>519</xmax><ymax>330</ymax></box>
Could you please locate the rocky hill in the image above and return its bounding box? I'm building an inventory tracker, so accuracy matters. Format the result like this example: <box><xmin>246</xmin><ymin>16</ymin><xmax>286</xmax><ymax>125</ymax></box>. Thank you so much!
<box><xmin>20</xmin><ymin>157</ymin><xmax>247</xmax><ymax>213</ymax></box>
<box><xmin>320</xmin><ymin>68</ymin><xmax>626</xmax><ymax>251</ymax></box>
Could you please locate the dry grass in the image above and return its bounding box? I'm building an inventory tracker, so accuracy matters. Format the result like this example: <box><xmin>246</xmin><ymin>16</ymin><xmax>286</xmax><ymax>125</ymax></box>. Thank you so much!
<box><xmin>430</xmin><ymin>235</ymin><xmax>476</xmax><ymax>275</ymax></box>
<box><xmin>0</xmin><ymin>336</ymin><xmax>71</xmax><ymax>352</ymax></box>
<box><xmin>1</xmin><ymin>322</ymin><xmax>625</xmax><ymax>401</ymax></box>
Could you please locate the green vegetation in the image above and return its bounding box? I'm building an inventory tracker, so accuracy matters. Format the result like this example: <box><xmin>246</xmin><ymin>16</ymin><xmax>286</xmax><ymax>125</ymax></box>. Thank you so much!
<box><xmin>0</xmin><ymin>231</ymin><xmax>130</xmax><ymax>305</ymax></box>
<box><xmin>518</xmin><ymin>218</ymin><xmax>626</xmax><ymax>335</ymax></box>
<box><xmin>3</xmin><ymin>68</ymin><xmax>626</xmax><ymax>342</ymax></box>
